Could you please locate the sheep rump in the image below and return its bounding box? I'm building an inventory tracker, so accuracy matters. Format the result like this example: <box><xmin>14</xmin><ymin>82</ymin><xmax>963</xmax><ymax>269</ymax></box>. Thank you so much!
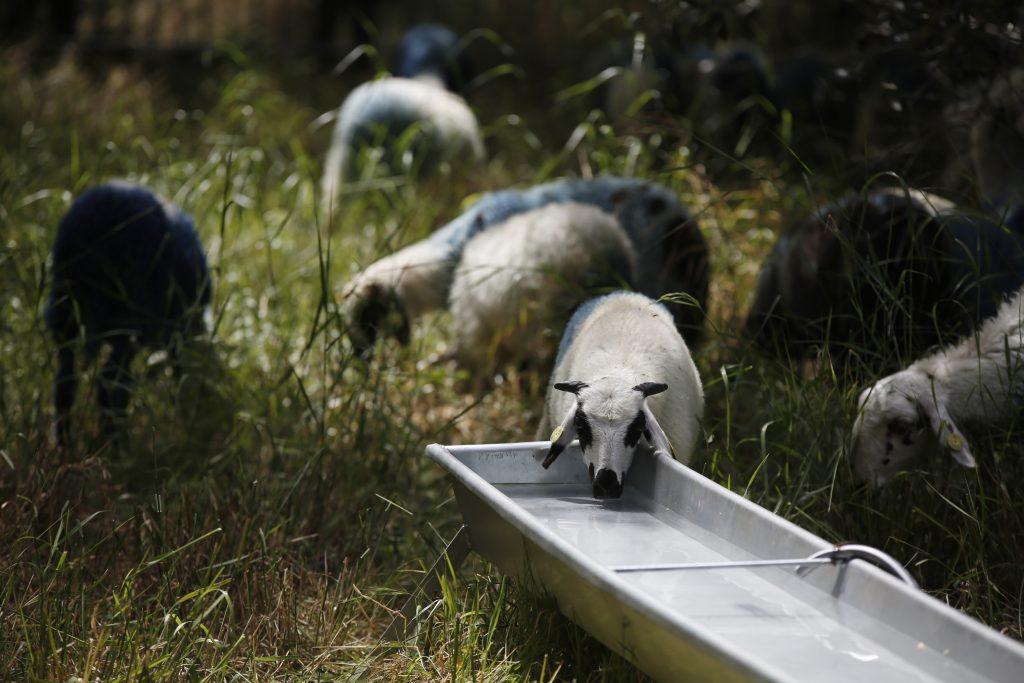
<box><xmin>320</xmin><ymin>77</ymin><xmax>484</xmax><ymax>202</ymax></box>
<box><xmin>449</xmin><ymin>202</ymin><xmax>636</xmax><ymax>371</ymax></box>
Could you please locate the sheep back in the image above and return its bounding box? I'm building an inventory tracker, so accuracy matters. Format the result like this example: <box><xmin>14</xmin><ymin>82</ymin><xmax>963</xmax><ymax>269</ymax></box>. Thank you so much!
<box><xmin>322</xmin><ymin>77</ymin><xmax>483</xmax><ymax>195</ymax></box>
<box><xmin>449</xmin><ymin>202</ymin><xmax>636</xmax><ymax>369</ymax></box>
<box><xmin>744</xmin><ymin>187</ymin><xmax>1024</xmax><ymax>362</ymax></box>
<box><xmin>46</xmin><ymin>182</ymin><xmax>210</xmax><ymax>354</ymax></box>
<box><xmin>433</xmin><ymin>176</ymin><xmax>708</xmax><ymax>344</ymax></box>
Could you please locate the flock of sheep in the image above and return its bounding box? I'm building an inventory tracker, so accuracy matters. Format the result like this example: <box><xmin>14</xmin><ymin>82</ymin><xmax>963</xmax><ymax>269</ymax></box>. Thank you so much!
<box><xmin>47</xmin><ymin>23</ymin><xmax>1024</xmax><ymax>499</ymax></box>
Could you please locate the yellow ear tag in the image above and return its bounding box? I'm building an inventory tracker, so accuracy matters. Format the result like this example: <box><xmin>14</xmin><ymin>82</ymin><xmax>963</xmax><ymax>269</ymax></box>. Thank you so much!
<box><xmin>947</xmin><ymin>433</ymin><xmax>964</xmax><ymax>451</ymax></box>
<box><xmin>550</xmin><ymin>425</ymin><xmax>564</xmax><ymax>443</ymax></box>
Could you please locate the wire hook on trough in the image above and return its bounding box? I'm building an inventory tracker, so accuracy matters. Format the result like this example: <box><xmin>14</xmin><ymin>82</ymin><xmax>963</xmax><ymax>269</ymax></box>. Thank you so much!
<box><xmin>611</xmin><ymin>543</ymin><xmax>918</xmax><ymax>590</ymax></box>
<box><xmin>796</xmin><ymin>543</ymin><xmax>918</xmax><ymax>588</ymax></box>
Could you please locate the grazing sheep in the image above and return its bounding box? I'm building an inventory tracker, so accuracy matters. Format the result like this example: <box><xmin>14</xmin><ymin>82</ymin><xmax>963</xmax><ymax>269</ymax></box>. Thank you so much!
<box><xmin>319</xmin><ymin>76</ymin><xmax>484</xmax><ymax>202</ymax></box>
<box><xmin>46</xmin><ymin>182</ymin><xmax>211</xmax><ymax>446</ymax></box>
<box><xmin>538</xmin><ymin>292</ymin><xmax>704</xmax><ymax>498</ymax></box>
<box><xmin>598</xmin><ymin>38</ymin><xmax>771</xmax><ymax>126</ymax></box>
<box><xmin>343</xmin><ymin>175</ymin><xmax>708</xmax><ymax>356</ymax></box>
<box><xmin>969</xmin><ymin>68</ymin><xmax>1024</xmax><ymax>208</ymax></box>
<box><xmin>743</xmin><ymin>186</ymin><xmax>1024</xmax><ymax>364</ymax></box>
<box><xmin>598</xmin><ymin>36</ymin><xmax>713</xmax><ymax>120</ymax></box>
<box><xmin>851</xmin><ymin>286</ymin><xmax>1024</xmax><ymax>487</ymax></box>
<box><xmin>392</xmin><ymin>23</ymin><xmax>468</xmax><ymax>91</ymax></box>
<box><xmin>448</xmin><ymin>202</ymin><xmax>636</xmax><ymax>371</ymax></box>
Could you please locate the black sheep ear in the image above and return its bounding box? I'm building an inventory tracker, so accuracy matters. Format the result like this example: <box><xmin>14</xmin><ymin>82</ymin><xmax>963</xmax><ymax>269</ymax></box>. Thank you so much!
<box><xmin>554</xmin><ymin>381</ymin><xmax>588</xmax><ymax>395</ymax></box>
<box><xmin>633</xmin><ymin>382</ymin><xmax>668</xmax><ymax>397</ymax></box>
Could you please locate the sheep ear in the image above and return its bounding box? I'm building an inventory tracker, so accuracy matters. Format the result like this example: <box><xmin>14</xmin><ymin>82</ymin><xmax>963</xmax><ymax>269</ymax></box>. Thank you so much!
<box><xmin>642</xmin><ymin>402</ymin><xmax>673</xmax><ymax>458</ymax></box>
<box><xmin>542</xmin><ymin>406</ymin><xmax>578</xmax><ymax>469</ymax></box>
<box><xmin>633</xmin><ymin>382</ymin><xmax>668</xmax><ymax>397</ymax></box>
<box><xmin>918</xmin><ymin>397</ymin><xmax>976</xmax><ymax>468</ymax></box>
<box><xmin>554</xmin><ymin>381</ymin><xmax>588</xmax><ymax>395</ymax></box>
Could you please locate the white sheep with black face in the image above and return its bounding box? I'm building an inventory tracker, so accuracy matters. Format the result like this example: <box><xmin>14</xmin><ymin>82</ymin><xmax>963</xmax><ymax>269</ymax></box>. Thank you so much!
<box><xmin>448</xmin><ymin>202</ymin><xmax>636</xmax><ymax>371</ymax></box>
<box><xmin>538</xmin><ymin>292</ymin><xmax>704</xmax><ymax>498</ymax></box>
<box><xmin>852</xmin><ymin>286</ymin><xmax>1024</xmax><ymax>487</ymax></box>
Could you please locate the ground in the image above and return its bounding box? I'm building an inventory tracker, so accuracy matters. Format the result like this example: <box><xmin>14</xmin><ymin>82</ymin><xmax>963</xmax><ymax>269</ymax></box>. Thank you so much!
<box><xmin>1</xmin><ymin>42</ymin><xmax>1022</xmax><ymax>681</ymax></box>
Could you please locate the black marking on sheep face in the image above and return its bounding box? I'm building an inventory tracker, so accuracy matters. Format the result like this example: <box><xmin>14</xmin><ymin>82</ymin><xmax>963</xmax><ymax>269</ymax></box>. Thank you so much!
<box><xmin>593</xmin><ymin>468</ymin><xmax>623</xmax><ymax>498</ymax></box>
<box><xmin>882</xmin><ymin>416</ymin><xmax>918</xmax><ymax>461</ymax></box>
<box><xmin>574</xmin><ymin>408</ymin><xmax>593</xmax><ymax>451</ymax></box>
<box><xmin>351</xmin><ymin>284</ymin><xmax>410</xmax><ymax>357</ymax></box>
<box><xmin>624</xmin><ymin>411</ymin><xmax>646</xmax><ymax>448</ymax></box>
<box><xmin>886</xmin><ymin>415</ymin><xmax>923</xmax><ymax>446</ymax></box>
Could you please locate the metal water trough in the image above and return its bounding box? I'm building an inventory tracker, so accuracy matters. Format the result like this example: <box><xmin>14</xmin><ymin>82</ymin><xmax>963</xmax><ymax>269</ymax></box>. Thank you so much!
<box><xmin>422</xmin><ymin>441</ymin><xmax>1024</xmax><ymax>682</ymax></box>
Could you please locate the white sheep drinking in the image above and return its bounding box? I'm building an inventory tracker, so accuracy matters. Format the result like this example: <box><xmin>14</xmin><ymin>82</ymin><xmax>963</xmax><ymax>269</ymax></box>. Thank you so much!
<box><xmin>538</xmin><ymin>292</ymin><xmax>704</xmax><ymax>498</ymax></box>
<box><xmin>448</xmin><ymin>202</ymin><xmax>636</xmax><ymax>371</ymax></box>
<box><xmin>320</xmin><ymin>76</ymin><xmax>484</xmax><ymax>204</ymax></box>
<box><xmin>851</xmin><ymin>286</ymin><xmax>1024</xmax><ymax>487</ymax></box>
<box><xmin>342</xmin><ymin>175</ymin><xmax>708</xmax><ymax>356</ymax></box>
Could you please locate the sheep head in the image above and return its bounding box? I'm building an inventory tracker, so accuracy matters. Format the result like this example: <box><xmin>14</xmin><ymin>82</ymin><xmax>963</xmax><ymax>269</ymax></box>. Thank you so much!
<box><xmin>851</xmin><ymin>370</ymin><xmax>975</xmax><ymax>487</ymax></box>
<box><xmin>345</xmin><ymin>282</ymin><xmax>410</xmax><ymax>358</ymax></box>
<box><xmin>543</xmin><ymin>378</ymin><xmax>671</xmax><ymax>498</ymax></box>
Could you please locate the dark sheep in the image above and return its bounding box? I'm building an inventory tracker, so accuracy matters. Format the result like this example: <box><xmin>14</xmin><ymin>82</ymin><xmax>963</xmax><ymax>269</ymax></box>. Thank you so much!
<box><xmin>743</xmin><ymin>187</ymin><xmax>1024</xmax><ymax>366</ymax></box>
<box><xmin>969</xmin><ymin>68</ymin><xmax>1024</xmax><ymax>208</ymax></box>
<box><xmin>46</xmin><ymin>182</ymin><xmax>211</xmax><ymax>445</ymax></box>
<box><xmin>392</xmin><ymin>23</ymin><xmax>468</xmax><ymax>92</ymax></box>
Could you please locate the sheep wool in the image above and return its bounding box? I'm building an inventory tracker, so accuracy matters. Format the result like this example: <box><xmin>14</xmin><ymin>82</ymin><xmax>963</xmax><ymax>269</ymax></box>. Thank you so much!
<box><xmin>539</xmin><ymin>292</ymin><xmax>704</xmax><ymax>498</ymax></box>
<box><xmin>343</xmin><ymin>175</ymin><xmax>708</xmax><ymax>354</ymax></box>
<box><xmin>744</xmin><ymin>186</ymin><xmax>1024</xmax><ymax>362</ymax></box>
<box><xmin>449</xmin><ymin>202</ymin><xmax>636</xmax><ymax>370</ymax></box>
<box><xmin>320</xmin><ymin>77</ymin><xmax>484</xmax><ymax>202</ymax></box>
<box><xmin>46</xmin><ymin>181</ymin><xmax>211</xmax><ymax>445</ymax></box>
<box><xmin>852</xmin><ymin>285</ymin><xmax>1024</xmax><ymax>486</ymax></box>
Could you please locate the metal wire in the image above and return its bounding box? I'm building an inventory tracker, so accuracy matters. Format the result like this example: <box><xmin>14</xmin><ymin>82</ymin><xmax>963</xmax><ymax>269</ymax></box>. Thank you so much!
<box><xmin>611</xmin><ymin>557</ymin><xmax>834</xmax><ymax>573</ymax></box>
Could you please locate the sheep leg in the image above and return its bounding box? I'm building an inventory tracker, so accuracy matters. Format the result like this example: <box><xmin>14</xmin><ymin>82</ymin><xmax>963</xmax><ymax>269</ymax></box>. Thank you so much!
<box><xmin>54</xmin><ymin>346</ymin><xmax>76</xmax><ymax>447</ymax></box>
<box><xmin>167</xmin><ymin>338</ymin><xmax>185</xmax><ymax>381</ymax></box>
<box><xmin>97</xmin><ymin>338</ymin><xmax>136</xmax><ymax>442</ymax></box>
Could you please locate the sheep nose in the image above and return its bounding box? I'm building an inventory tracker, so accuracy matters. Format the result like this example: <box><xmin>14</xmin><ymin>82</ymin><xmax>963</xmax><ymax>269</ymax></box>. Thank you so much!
<box><xmin>592</xmin><ymin>468</ymin><xmax>623</xmax><ymax>498</ymax></box>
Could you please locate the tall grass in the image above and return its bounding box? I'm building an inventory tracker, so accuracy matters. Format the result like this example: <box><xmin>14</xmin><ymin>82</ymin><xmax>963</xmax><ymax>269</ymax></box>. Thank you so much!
<box><xmin>0</xmin><ymin>36</ymin><xmax>1021</xmax><ymax>683</ymax></box>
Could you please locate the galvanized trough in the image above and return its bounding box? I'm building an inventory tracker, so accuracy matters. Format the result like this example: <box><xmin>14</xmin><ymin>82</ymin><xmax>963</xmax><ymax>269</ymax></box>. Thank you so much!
<box><xmin>425</xmin><ymin>441</ymin><xmax>1024</xmax><ymax>682</ymax></box>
